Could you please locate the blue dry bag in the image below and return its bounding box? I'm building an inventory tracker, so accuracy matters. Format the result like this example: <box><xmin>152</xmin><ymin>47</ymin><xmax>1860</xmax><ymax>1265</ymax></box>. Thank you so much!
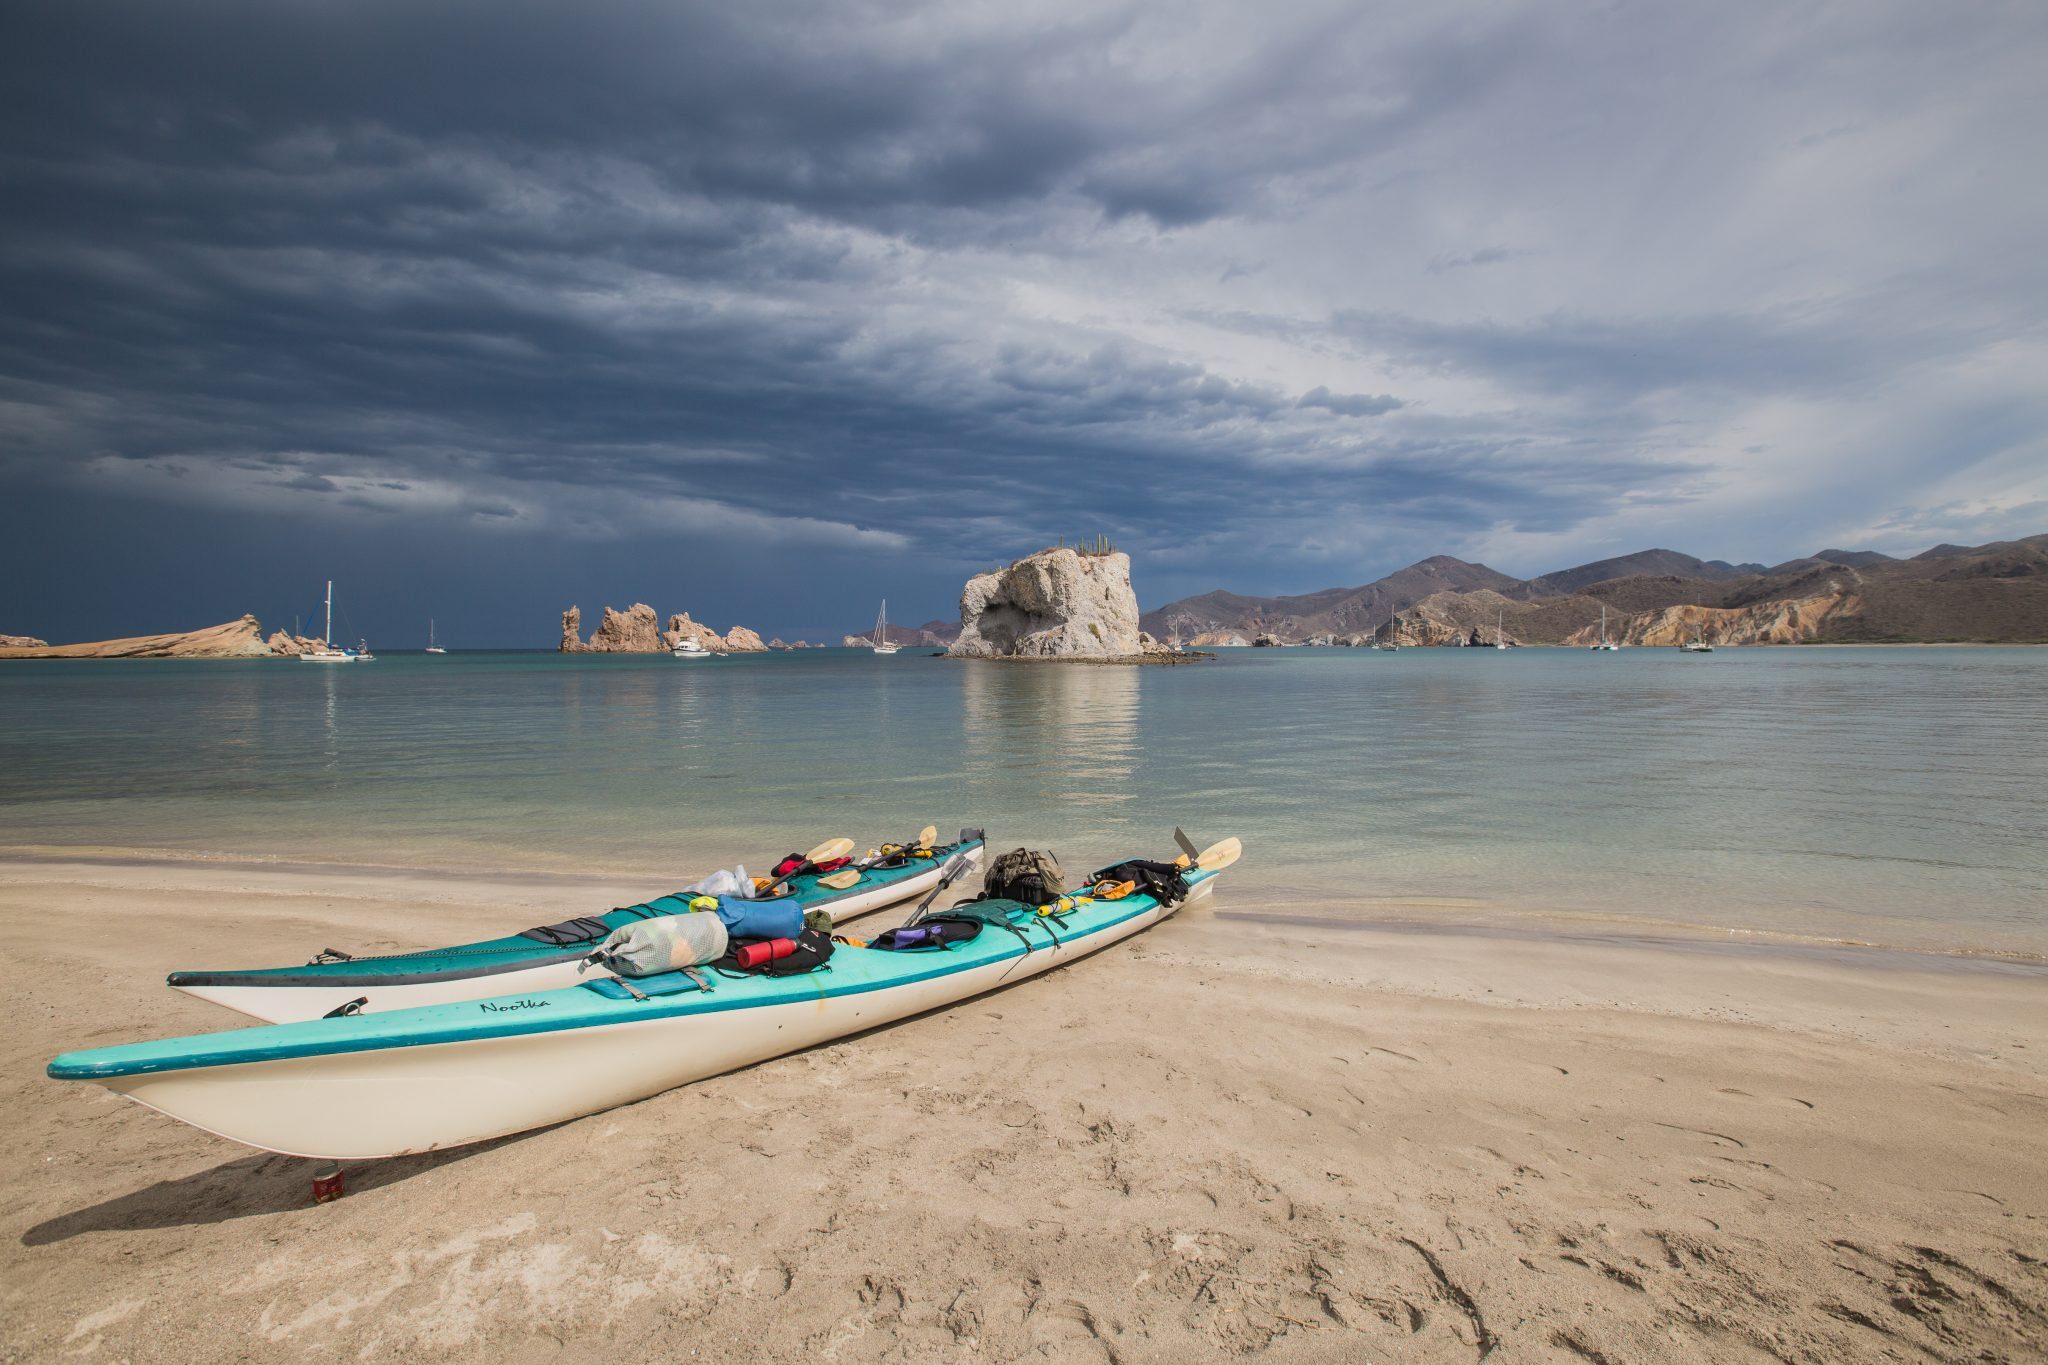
<box><xmin>713</xmin><ymin>893</ymin><xmax>804</xmax><ymax>941</ymax></box>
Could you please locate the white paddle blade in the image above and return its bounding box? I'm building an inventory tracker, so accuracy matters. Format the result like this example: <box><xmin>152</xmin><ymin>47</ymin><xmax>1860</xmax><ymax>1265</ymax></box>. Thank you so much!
<box><xmin>816</xmin><ymin>869</ymin><xmax>862</xmax><ymax>890</ymax></box>
<box><xmin>1195</xmin><ymin>837</ymin><xmax>1242</xmax><ymax>872</ymax></box>
<box><xmin>805</xmin><ymin>837</ymin><xmax>855</xmax><ymax>865</ymax></box>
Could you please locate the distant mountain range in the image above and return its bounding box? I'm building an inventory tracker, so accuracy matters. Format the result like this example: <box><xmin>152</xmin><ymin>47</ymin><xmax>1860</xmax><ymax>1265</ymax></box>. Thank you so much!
<box><xmin>1135</xmin><ymin>535</ymin><xmax>2048</xmax><ymax>647</ymax></box>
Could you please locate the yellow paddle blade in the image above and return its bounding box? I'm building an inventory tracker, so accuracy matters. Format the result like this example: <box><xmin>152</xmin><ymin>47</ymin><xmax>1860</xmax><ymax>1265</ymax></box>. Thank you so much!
<box><xmin>916</xmin><ymin>824</ymin><xmax>937</xmax><ymax>849</ymax></box>
<box><xmin>816</xmin><ymin>869</ymin><xmax>862</xmax><ymax>890</ymax></box>
<box><xmin>805</xmin><ymin>837</ymin><xmax>855</xmax><ymax>865</ymax></box>
<box><xmin>1194</xmin><ymin>837</ymin><xmax>1242</xmax><ymax>872</ymax></box>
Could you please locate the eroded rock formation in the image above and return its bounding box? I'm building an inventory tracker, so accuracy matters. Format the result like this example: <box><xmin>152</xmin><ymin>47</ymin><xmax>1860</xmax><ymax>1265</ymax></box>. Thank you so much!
<box><xmin>584</xmin><ymin>604</ymin><xmax>663</xmax><ymax>652</ymax></box>
<box><xmin>947</xmin><ymin>547</ymin><xmax>1165</xmax><ymax>659</ymax></box>
<box><xmin>722</xmin><ymin>626</ymin><xmax>768</xmax><ymax>653</ymax></box>
<box><xmin>0</xmin><ymin>616</ymin><xmax>276</xmax><ymax>659</ymax></box>
<box><xmin>265</xmin><ymin>631</ymin><xmax>327</xmax><ymax>657</ymax></box>
<box><xmin>558</xmin><ymin>604</ymin><xmax>771</xmax><ymax>653</ymax></box>
<box><xmin>1561</xmin><ymin>589</ymin><xmax>1864</xmax><ymax>647</ymax></box>
<box><xmin>0</xmin><ymin>634</ymin><xmax>48</xmax><ymax>649</ymax></box>
<box><xmin>662</xmin><ymin>612</ymin><xmax>724</xmax><ymax>654</ymax></box>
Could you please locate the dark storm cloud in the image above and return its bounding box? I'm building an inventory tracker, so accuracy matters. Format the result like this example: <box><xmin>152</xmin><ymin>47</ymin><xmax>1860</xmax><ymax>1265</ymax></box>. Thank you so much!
<box><xmin>2</xmin><ymin>0</ymin><xmax>2045</xmax><ymax>641</ymax></box>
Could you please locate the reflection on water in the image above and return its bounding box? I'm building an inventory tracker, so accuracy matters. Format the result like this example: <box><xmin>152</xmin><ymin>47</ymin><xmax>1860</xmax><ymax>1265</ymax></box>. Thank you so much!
<box><xmin>1</xmin><ymin>647</ymin><xmax>2044</xmax><ymax>953</ymax></box>
<box><xmin>960</xmin><ymin>662</ymin><xmax>1139</xmax><ymax>809</ymax></box>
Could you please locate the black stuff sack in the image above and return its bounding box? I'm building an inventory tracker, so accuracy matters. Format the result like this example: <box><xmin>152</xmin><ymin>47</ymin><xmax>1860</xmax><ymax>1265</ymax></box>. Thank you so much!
<box><xmin>1090</xmin><ymin>858</ymin><xmax>1192</xmax><ymax>907</ymax></box>
<box><xmin>982</xmin><ymin>848</ymin><xmax>1066</xmax><ymax>906</ymax></box>
<box><xmin>714</xmin><ymin>927</ymin><xmax>836</xmax><ymax>978</ymax></box>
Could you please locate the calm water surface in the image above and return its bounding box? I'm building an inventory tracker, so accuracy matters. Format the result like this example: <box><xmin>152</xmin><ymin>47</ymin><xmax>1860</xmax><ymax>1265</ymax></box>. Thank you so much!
<box><xmin>2</xmin><ymin>647</ymin><xmax>2043</xmax><ymax>954</ymax></box>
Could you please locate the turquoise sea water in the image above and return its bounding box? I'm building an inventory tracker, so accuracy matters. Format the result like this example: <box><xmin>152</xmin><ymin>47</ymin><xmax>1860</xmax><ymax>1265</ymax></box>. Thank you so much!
<box><xmin>2</xmin><ymin>647</ymin><xmax>2044</xmax><ymax>955</ymax></box>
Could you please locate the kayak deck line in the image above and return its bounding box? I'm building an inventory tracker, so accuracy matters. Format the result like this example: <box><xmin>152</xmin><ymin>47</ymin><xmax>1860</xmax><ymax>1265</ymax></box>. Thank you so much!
<box><xmin>51</xmin><ymin>866</ymin><xmax>1214</xmax><ymax>1082</ymax></box>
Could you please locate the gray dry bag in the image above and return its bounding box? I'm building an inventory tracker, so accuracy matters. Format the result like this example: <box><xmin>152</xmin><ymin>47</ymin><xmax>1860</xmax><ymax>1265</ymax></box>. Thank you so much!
<box><xmin>593</xmin><ymin>913</ymin><xmax>729</xmax><ymax>978</ymax></box>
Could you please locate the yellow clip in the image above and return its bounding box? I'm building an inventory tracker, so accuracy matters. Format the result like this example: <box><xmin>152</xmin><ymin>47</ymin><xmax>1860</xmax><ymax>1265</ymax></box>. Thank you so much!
<box><xmin>687</xmin><ymin>896</ymin><xmax>719</xmax><ymax>913</ymax></box>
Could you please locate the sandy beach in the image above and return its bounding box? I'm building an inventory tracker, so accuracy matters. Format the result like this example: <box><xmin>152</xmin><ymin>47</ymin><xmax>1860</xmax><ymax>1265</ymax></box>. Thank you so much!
<box><xmin>3</xmin><ymin>854</ymin><xmax>2046</xmax><ymax>1362</ymax></box>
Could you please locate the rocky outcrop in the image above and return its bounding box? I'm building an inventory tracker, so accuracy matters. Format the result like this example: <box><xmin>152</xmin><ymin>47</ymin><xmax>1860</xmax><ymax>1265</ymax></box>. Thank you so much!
<box><xmin>1188</xmin><ymin>630</ymin><xmax>1251</xmax><ymax>647</ymax></box>
<box><xmin>662</xmin><ymin>612</ymin><xmax>724</xmax><ymax>654</ymax></box>
<box><xmin>0</xmin><ymin>615</ymin><xmax>276</xmax><ymax>659</ymax></box>
<box><xmin>0</xmin><ymin>634</ymin><xmax>48</xmax><ymax>649</ymax></box>
<box><xmin>948</xmin><ymin>547</ymin><xmax>1169</xmax><ymax>660</ymax></box>
<box><xmin>722</xmin><ymin>626</ymin><xmax>768</xmax><ymax>653</ymax></box>
<box><xmin>560</xmin><ymin>604</ymin><xmax>769</xmax><ymax>653</ymax></box>
<box><xmin>1562</xmin><ymin>588</ymin><xmax>1863</xmax><ymax>647</ymax></box>
<box><xmin>582</xmin><ymin>604</ymin><xmax>662</xmax><ymax>653</ymax></box>
<box><xmin>265</xmin><ymin>631</ymin><xmax>327</xmax><ymax>657</ymax></box>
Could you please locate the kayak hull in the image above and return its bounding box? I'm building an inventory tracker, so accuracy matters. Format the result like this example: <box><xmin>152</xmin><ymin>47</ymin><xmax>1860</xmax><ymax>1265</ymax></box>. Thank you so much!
<box><xmin>70</xmin><ymin>872</ymin><xmax>1212</xmax><ymax>1160</ymax></box>
<box><xmin>170</xmin><ymin>841</ymin><xmax>983</xmax><ymax>1024</ymax></box>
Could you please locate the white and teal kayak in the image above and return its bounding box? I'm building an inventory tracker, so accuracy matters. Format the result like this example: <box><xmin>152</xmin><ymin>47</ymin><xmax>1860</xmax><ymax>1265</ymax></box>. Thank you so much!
<box><xmin>49</xmin><ymin>849</ymin><xmax>1233</xmax><ymax>1161</ymax></box>
<box><xmin>167</xmin><ymin>833</ymin><xmax>985</xmax><ymax>1024</ymax></box>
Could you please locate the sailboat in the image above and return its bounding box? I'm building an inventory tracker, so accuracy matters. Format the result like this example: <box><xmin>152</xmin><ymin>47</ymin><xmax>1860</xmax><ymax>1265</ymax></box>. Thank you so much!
<box><xmin>870</xmin><ymin>600</ymin><xmax>900</xmax><ymax>655</ymax></box>
<box><xmin>1590</xmin><ymin>603</ymin><xmax>1620</xmax><ymax>651</ymax></box>
<box><xmin>1495</xmin><ymin>608</ymin><xmax>1510</xmax><ymax>650</ymax></box>
<box><xmin>298</xmin><ymin>581</ymin><xmax>373</xmax><ymax>663</ymax></box>
<box><xmin>425</xmin><ymin>619</ymin><xmax>446</xmax><ymax>655</ymax></box>
<box><xmin>1376</xmin><ymin>610</ymin><xmax>1400</xmax><ymax>651</ymax></box>
<box><xmin>1683</xmin><ymin>624</ymin><xmax>1713</xmax><ymax>653</ymax></box>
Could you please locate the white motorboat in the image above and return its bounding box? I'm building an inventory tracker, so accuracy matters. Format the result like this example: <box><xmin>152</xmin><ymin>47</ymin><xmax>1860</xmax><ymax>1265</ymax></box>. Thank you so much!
<box><xmin>671</xmin><ymin>637</ymin><xmax>710</xmax><ymax>658</ymax></box>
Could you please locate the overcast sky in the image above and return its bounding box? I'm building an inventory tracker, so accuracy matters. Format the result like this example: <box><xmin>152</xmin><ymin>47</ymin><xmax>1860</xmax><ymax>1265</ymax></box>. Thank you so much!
<box><xmin>4</xmin><ymin>0</ymin><xmax>2044</xmax><ymax>644</ymax></box>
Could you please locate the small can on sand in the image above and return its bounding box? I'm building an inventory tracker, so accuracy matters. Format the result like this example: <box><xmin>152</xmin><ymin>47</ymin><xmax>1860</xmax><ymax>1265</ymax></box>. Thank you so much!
<box><xmin>312</xmin><ymin>1162</ymin><xmax>346</xmax><ymax>1203</ymax></box>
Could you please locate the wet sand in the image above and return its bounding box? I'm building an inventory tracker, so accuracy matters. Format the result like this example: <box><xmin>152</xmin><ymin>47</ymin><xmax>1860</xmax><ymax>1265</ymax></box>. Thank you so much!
<box><xmin>3</xmin><ymin>856</ymin><xmax>2046</xmax><ymax>1361</ymax></box>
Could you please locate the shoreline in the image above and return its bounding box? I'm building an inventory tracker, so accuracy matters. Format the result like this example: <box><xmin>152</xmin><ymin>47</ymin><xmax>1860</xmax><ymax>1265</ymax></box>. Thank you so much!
<box><xmin>3</xmin><ymin>861</ymin><xmax>2045</xmax><ymax>1359</ymax></box>
<box><xmin>5</xmin><ymin>842</ymin><xmax>2040</xmax><ymax>968</ymax></box>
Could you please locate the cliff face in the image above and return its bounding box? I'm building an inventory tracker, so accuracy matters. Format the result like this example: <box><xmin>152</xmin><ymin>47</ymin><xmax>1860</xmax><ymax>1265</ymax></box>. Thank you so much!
<box><xmin>948</xmin><ymin>547</ymin><xmax>1163</xmax><ymax>659</ymax></box>
<box><xmin>0</xmin><ymin>616</ymin><xmax>276</xmax><ymax>659</ymax></box>
<box><xmin>1562</xmin><ymin>589</ymin><xmax>1863</xmax><ymax>647</ymax></box>
<box><xmin>0</xmin><ymin>634</ymin><xmax>48</xmax><ymax>649</ymax></box>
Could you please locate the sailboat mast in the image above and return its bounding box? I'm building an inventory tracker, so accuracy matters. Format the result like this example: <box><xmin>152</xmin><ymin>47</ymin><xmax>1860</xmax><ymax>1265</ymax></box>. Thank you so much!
<box><xmin>325</xmin><ymin>580</ymin><xmax>333</xmax><ymax>648</ymax></box>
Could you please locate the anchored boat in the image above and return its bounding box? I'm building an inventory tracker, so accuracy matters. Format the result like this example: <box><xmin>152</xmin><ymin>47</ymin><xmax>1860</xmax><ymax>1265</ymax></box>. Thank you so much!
<box><xmin>168</xmin><ymin>831</ymin><xmax>985</xmax><ymax>1023</ymax></box>
<box><xmin>51</xmin><ymin>839</ymin><xmax>1238</xmax><ymax>1160</ymax></box>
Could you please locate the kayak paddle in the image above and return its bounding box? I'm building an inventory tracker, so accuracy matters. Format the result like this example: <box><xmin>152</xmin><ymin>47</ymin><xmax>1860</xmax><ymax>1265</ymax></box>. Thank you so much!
<box><xmin>909</xmin><ymin>848</ymin><xmax>980</xmax><ymax>924</ymax></box>
<box><xmin>761</xmin><ymin>837</ymin><xmax>855</xmax><ymax>896</ymax></box>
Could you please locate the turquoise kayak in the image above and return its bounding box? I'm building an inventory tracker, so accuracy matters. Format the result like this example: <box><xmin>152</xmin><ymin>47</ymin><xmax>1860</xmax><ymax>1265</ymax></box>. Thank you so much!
<box><xmin>167</xmin><ymin>832</ymin><xmax>985</xmax><ymax>1022</ymax></box>
<box><xmin>51</xmin><ymin>852</ymin><xmax>1229</xmax><ymax>1160</ymax></box>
